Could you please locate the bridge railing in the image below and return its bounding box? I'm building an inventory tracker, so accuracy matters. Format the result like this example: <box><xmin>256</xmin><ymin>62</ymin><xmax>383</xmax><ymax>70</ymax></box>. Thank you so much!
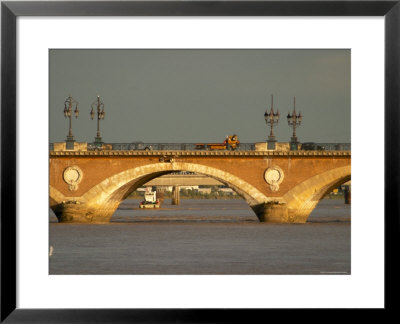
<box><xmin>102</xmin><ymin>143</ymin><xmax>350</xmax><ymax>151</ymax></box>
<box><xmin>300</xmin><ymin>143</ymin><xmax>351</xmax><ymax>151</ymax></box>
<box><xmin>50</xmin><ymin>142</ymin><xmax>350</xmax><ymax>151</ymax></box>
<box><xmin>105</xmin><ymin>143</ymin><xmax>256</xmax><ymax>151</ymax></box>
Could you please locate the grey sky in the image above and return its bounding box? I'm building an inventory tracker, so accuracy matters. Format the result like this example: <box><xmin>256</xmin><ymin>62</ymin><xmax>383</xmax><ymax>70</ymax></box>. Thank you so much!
<box><xmin>49</xmin><ymin>49</ymin><xmax>350</xmax><ymax>144</ymax></box>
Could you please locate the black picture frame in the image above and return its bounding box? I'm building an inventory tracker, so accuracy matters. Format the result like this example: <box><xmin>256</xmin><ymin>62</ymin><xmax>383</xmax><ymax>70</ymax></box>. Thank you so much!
<box><xmin>1</xmin><ymin>0</ymin><xmax>398</xmax><ymax>322</ymax></box>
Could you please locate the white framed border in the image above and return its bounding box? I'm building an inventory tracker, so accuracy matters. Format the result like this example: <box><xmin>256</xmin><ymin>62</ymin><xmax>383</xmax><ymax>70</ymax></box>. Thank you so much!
<box><xmin>17</xmin><ymin>17</ymin><xmax>384</xmax><ymax>308</ymax></box>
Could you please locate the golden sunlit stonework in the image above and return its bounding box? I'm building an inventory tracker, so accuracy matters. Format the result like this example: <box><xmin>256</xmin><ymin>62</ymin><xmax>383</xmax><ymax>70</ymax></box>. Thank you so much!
<box><xmin>50</xmin><ymin>150</ymin><xmax>350</xmax><ymax>224</ymax></box>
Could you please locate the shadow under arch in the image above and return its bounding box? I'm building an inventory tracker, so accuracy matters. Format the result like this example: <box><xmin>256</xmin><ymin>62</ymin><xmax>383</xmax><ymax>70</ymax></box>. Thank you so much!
<box><xmin>283</xmin><ymin>165</ymin><xmax>351</xmax><ymax>222</ymax></box>
<box><xmin>81</xmin><ymin>162</ymin><xmax>271</xmax><ymax>222</ymax></box>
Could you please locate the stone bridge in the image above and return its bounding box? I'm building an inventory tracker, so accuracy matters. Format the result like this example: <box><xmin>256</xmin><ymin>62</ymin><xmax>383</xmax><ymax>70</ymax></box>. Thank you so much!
<box><xmin>49</xmin><ymin>150</ymin><xmax>351</xmax><ymax>223</ymax></box>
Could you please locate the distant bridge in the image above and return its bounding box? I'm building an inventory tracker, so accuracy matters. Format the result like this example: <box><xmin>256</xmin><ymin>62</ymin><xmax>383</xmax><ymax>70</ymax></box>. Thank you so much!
<box><xmin>144</xmin><ymin>173</ymin><xmax>223</xmax><ymax>186</ymax></box>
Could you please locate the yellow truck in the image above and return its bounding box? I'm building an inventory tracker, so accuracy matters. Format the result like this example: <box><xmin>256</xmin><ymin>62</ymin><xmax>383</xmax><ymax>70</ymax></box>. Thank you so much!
<box><xmin>195</xmin><ymin>135</ymin><xmax>240</xmax><ymax>151</ymax></box>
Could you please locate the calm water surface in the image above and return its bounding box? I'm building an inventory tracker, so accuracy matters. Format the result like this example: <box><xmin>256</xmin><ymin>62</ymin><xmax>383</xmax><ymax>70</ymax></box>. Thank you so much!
<box><xmin>49</xmin><ymin>199</ymin><xmax>350</xmax><ymax>275</ymax></box>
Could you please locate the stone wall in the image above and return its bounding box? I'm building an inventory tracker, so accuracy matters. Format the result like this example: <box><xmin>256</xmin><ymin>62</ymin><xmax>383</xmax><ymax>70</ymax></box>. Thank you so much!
<box><xmin>53</xmin><ymin>142</ymin><xmax>88</xmax><ymax>152</ymax></box>
<box><xmin>254</xmin><ymin>142</ymin><xmax>293</xmax><ymax>152</ymax></box>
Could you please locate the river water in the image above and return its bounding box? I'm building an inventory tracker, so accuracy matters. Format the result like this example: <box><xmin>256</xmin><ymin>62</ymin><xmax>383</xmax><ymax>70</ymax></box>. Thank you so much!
<box><xmin>49</xmin><ymin>199</ymin><xmax>350</xmax><ymax>275</ymax></box>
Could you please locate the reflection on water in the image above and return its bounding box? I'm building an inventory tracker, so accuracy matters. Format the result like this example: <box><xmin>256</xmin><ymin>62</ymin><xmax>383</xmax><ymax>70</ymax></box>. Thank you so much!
<box><xmin>49</xmin><ymin>199</ymin><xmax>350</xmax><ymax>275</ymax></box>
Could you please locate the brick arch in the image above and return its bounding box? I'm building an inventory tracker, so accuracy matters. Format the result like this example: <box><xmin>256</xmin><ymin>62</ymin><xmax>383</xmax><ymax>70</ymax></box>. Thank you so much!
<box><xmin>49</xmin><ymin>186</ymin><xmax>65</xmax><ymax>207</ymax></box>
<box><xmin>283</xmin><ymin>165</ymin><xmax>351</xmax><ymax>222</ymax></box>
<box><xmin>80</xmin><ymin>162</ymin><xmax>270</xmax><ymax>221</ymax></box>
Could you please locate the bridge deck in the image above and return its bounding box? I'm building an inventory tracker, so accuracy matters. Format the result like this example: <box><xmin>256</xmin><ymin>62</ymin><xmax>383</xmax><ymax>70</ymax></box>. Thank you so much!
<box><xmin>50</xmin><ymin>150</ymin><xmax>351</xmax><ymax>157</ymax></box>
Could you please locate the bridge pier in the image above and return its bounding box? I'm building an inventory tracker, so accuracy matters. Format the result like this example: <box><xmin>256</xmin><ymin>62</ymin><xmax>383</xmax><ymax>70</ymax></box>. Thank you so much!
<box><xmin>253</xmin><ymin>202</ymin><xmax>289</xmax><ymax>223</ymax></box>
<box><xmin>344</xmin><ymin>185</ymin><xmax>351</xmax><ymax>204</ymax></box>
<box><xmin>260</xmin><ymin>202</ymin><xmax>289</xmax><ymax>223</ymax></box>
<box><xmin>252</xmin><ymin>202</ymin><xmax>309</xmax><ymax>223</ymax></box>
<box><xmin>171</xmin><ymin>186</ymin><xmax>180</xmax><ymax>205</ymax></box>
<box><xmin>51</xmin><ymin>201</ymin><xmax>116</xmax><ymax>223</ymax></box>
<box><xmin>156</xmin><ymin>187</ymin><xmax>165</xmax><ymax>204</ymax></box>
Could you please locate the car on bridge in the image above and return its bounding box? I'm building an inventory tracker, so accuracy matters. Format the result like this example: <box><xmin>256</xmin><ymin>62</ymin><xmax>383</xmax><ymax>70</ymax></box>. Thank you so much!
<box><xmin>129</xmin><ymin>142</ymin><xmax>152</xmax><ymax>151</ymax></box>
<box><xmin>88</xmin><ymin>143</ymin><xmax>113</xmax><ymax>151</ymax></box>
<box><xmin>108</xmin><ymin>142</ymin><xmax>153</xmax><ymax>151</ymax></box>
<box><xmin>301</xmin><ymin>142</ymin><xmax>324</xmax><ymax>151</ymax></box>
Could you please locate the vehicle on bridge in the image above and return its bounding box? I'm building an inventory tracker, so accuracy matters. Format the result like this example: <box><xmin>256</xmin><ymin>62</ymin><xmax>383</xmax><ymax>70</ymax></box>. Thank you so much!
<box><xmin>301</xmin><ymin>142</ymin><xmax>351</xmax><ymax>151</ymax></box>
<box><xmin>128</xmin><ymin>142</ymin><xmax>152</xmax><ymax>151</ymax></box>
<box><xmin>195</xmin><ymin>134</ymin><xmax>240</xmax><ymax>151</ymax></box>
<box><xmin>88</xmin><ymin>143</ymin><xmax>113</xmax><ymax>151</ymax></box>
<box><xmin>139</xmin><ymin>187</ymin><xmax>160</xmax><ymax>209</ymax></box>
<box><xmin>301</xmin><ymin>142</ymin><xmax>324</xmax><ymax>151</ymax></box>
<box><xmin>76</xmin><ymin>139</ymin><xmax>348</xmax><ymax>152</ymax></box>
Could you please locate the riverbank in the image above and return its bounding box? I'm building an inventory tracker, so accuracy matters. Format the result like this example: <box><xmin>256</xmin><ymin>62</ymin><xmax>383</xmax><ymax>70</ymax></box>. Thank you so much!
<box><xmin>128</xmin><ymin>191</ymin><xmax>346</xmax><ymax>201</ymax></box>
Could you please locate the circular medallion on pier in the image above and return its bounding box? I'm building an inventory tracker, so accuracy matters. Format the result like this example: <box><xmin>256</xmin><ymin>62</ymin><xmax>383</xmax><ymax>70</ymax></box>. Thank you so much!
<box><xmin>63</xmin><ymin>166</ymin><xmax>83</xmax><ymax>191</ymax></box>
<box><xmin>264</xmin><ymin>166</ymin><xmax>284</xmax><ymax>192</ymax></box>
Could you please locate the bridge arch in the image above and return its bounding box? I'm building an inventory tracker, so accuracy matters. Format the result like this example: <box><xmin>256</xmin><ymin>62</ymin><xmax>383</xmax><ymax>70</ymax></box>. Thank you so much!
<box><xmin>282</xmin><ymin>165</ymin><xmax>351</xmax><ymax>222</ymax></box>
<box><xmin>70</xmin><ymin>162</ymin><xmax>271</xmax><ymax>222</ymax></box>
<box><xmin>49</xmin><ymin>186</ymin><xmax>65</xmax><ymax>207</ymax></box>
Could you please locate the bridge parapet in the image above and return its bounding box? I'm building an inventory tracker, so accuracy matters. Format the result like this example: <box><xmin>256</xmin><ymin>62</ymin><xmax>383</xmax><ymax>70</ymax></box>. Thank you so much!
<box><xmin>50</xmin><ymin>142</ymin><xmax>351</xmax><ymax>152</ymax></box>
<box><xmin>50</xmin><ymin>150</ymin><xmax>351</xmax><ymax>157</ymax></box>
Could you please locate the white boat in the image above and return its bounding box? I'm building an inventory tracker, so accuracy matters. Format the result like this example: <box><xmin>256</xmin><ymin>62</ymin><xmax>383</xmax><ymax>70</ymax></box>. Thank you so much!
<box><xmin>139</xmin><ymin>187</ymin><xmax>160</xmax><ymax>208</ymax></box>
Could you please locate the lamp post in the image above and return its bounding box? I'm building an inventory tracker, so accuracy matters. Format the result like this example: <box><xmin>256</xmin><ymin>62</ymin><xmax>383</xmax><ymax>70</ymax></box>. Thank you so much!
<box><xmin>90</xmin><ymin>96</ymin><xmax>105</xmax><ymax>146</ymax></box>
<box><xmin>264</xmin><ymin>95</ymin><xmax>280</xmax><ymax>150</ymax></box>
<box><xmin>63</xmin><ymin>95</ymin><xmax>79</xmax><ymax>150</ymax></box>
<box><xmin>287</xmin><ymin>96</ymin><xmax>303</xmax><ymax>150</ymax></box>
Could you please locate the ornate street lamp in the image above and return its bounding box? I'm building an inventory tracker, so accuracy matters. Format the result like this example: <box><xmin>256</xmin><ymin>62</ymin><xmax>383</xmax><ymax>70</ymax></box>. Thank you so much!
<box><xmin>63</xmin><ymin>95</ymin><xmax>79</xmax><ymax>150</ymax></box>
<box><xmin>264</xmin><ymin>95</ymin><xmax>280</xmax><ymax>150</ymax></box>
<box><xmin>287</xmin><ymin>96</ymin><xmax>303</xmax><ymax>150</ymax></box>
<box><xmin>90</xmin><ymin>96</ymin><xmax>105</xmax><ymax>146</ymax></box>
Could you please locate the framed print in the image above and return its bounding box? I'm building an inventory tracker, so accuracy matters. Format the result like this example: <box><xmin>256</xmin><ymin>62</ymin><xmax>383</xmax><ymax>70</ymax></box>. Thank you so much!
<box><xmin>1</xmin><ymin>0</ymin><xmax>399</xmax><ymax>322</ymax></box>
